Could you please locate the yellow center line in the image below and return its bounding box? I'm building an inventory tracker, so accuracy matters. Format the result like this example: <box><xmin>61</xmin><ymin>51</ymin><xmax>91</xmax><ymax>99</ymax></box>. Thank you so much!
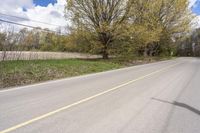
<box><xmin>0</xmin><ymin>63</ymin><xmax>180</xmax><ymax>133</ymax></box>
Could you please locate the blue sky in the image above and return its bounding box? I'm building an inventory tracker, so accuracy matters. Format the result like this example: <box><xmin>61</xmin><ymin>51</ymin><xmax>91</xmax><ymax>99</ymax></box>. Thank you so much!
<box><xmin>0</xmin><ymin>0</ymin><xmax>67</xmax><ymax>29</ymax></box>
<box><xmin>30</xmin><ymin>0</ymin><xmax>199</xmax><ymax>29</ymax></box>
<box><xmin>33</xmin><ymin>0</ymin><xmax>200</xmax><ymax>14</ymax></box>
<box><xmin>0</xmin><ymin>0</ymin><xmax>199</xmax><ymax>30</ymax></box>
<box><xmin>33</xmin><ymin>0</ymin><xmax>57</xmax><ymax>7</ymax></box>
<box><xmin>192</xmin><ymin>0</ymin><xmax>200</xmax><ymax>15</ymax></box>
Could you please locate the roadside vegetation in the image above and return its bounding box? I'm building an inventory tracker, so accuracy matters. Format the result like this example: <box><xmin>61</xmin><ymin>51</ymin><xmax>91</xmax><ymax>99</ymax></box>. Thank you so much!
<box><xmin>0</xmin><ymin>56</ymin><xmax>174</xmax><ymax>89</ymax></box>
<box><xmin>177</xmin><ymin>28</ymin><xmax>200</xmax><ymax>56</ymax></box>
<box><xmin>0</xmin><ymin>0</ymin><xmax>194</xmax><ymax>59</ymax></box>
<box><xmin>0</xmin><ymin>0</ymin><xmax>197</xmax><ymax>88</ymax></box>
<box><xmin>0</xmin><ymin>59</ymin><xmax>121</xmax><ymax>88</ymax></box>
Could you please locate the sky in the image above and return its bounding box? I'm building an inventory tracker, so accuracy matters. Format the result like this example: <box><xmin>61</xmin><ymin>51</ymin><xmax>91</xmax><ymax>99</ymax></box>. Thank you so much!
<box><xmin>190</xmin><ymin>0</ymin><xmax>200</xmax><ymax>28</ymax></box>
<box><xmin>192</xmin><ymin>0</ymin><xmax>200</xmax><ymax>14</ymax></box>
<box><xmin>0</xmin><ymin>0</ymin><xmax>200</xmax><ymax>31</ymax></box>
<box><xmin>34</xmin><ymin>0</ymin><xmax>57</xmax><ymax>7</ymax></box>
<box><xmin>0</xmin><ymin>0</ymin><xmax>67</xmax><ymax>31</ymax></box>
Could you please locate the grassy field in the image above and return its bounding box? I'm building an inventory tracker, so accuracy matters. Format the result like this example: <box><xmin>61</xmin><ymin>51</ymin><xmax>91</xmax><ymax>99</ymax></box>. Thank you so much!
<box><xmin>0</xmin><ymin>59</ymin><xmax>122</xmax><ymax>88</ymax></box>
<box><xmin>0</xmin><ymin>56</ymin><xmax>174</xmax><ymax>89</ymax></box>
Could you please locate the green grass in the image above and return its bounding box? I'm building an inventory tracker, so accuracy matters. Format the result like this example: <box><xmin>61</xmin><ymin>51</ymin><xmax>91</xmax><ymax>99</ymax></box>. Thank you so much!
<box><xmin>0</xmin><ymin>59</ymin><xmax>122</xmax><ymax>88</ymax></box>
<box><xmin>0</xmin><ymin>56</ymin><xmax>174</xmax><ymax>89</ymax></box>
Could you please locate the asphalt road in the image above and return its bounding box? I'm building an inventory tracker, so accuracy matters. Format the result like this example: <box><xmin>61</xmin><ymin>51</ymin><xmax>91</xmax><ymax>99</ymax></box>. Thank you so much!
<box><xmin>0</xmin><ymin>57</ymin><xmax>200</xmax><ymax>133</ymax></box>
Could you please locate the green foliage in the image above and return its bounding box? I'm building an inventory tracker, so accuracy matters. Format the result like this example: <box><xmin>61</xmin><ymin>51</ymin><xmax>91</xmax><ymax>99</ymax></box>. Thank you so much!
<box><xmin>66</xmin><ymin>0</ymin><xmax>132</xmax><ymax>58</ymax></box>
<box><xmin>65</xmin><ymin>0</ymin><xmax>193</xmax><ymax>58</ymax></box>
<box><xmin>0</xmin><ymin>0</ymin><xmax>193</xmax><ymax>58</ymax></box>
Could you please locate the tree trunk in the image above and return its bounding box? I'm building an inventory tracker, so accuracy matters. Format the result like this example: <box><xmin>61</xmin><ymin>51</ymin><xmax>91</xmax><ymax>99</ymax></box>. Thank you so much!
<box><xmin>99</xmin><ymin>32</ymin><xmax>111</xmax><ymax>59</ymax></box>
<box><xmin>102</xmin><ymin>52</ymin><xmax>108</xmax><ymax>59</ymax></box>
<box><xmin>143</xmin><ymin>47</ymin><xmax>148</xmax><ymax>57</ymax></box>
<box><xmin>102</xmin><ymin>45</ymin><xmax>109</xmax><ymax>59</ymax></box>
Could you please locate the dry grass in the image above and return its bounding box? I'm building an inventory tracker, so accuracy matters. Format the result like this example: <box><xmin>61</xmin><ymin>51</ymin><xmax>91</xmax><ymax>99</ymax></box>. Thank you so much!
<box><xmin>0</xmin><ymin>55</ymin><xmax>173</xmax><ymax>89</ymax></box>
<box><xmin>0</xmin><ymin>59</ymin><xmax>121</xmax><ymax>89</ymax></box>
<box><xmin>0</xmin><ymin>51</ymin><xmax>101</xmax><ymax>61</ymax></box>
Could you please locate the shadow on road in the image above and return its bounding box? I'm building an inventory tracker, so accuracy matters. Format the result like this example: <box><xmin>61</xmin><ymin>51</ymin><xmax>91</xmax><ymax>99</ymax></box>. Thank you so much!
<box><xmin>152</xmin><ymin>98</ymin><xmax>200</xmax><ymax>115</ymax></box>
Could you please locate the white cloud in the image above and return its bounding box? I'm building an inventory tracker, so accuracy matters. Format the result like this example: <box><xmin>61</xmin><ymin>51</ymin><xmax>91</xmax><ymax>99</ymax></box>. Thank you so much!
<box><xmin>25</xmin><ymin>0</ymin><xmax>68</xmax><ymax>30</ymax></box>
<box><xmin>0</xmin><ymin>0</ymin><xmax>68</xmax><ymax>31</ymax></box>
<box><xmin>192</xmin><ymin>16</ymin><xmax>200</xmax><ymax>28</ymax></box>
<box><xmin>189</xmin><ymin>0</ymin><xmax>200</xmax><ymax>28</ymax></box>
<box><xmin>0</xmin><ymin>0</ymin><xmax>199</xmax><ymax>31</ymax></box>
<box><xmin>1</xmin><ymin>0</ymin><xmax>33</xmax><ymax>9</ymax></box>
<box><xmin>189</xmin><ymin>0</ymin><xmax>198</xmax><ymax>8</ymax></box>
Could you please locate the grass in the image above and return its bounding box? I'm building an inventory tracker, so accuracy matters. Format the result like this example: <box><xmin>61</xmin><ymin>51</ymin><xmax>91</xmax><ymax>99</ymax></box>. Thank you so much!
<box><xmin>83</xmin><ymin>56</ymin><xmax>175</xmax><ymax>66</ymax></box>
<box><xmin>0</xmin><ymin>56</ymin><xmax>174</xmax><ymax>89</ymax></box>
<box><xmin>0</xmin><ymin>59</ymin><xmax>122</xmax><ymax>88</ymax></box>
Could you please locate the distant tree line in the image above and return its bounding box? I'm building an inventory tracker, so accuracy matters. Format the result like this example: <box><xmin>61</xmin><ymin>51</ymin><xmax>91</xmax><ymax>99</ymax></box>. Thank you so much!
<box><xmin>0</xmin><ymin>0</ymin><xmax>195</xmax><ymax>59</ymax></box>
<box><xmin>177</xmin><ymin>28</ymin><xmax>200</xmax><ymax>56</ymax></box>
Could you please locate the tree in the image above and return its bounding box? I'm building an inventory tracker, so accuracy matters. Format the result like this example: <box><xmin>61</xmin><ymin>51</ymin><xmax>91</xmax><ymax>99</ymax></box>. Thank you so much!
<box><xmin>151</xmin><ymin>0</ymin><xmax>193</xmax><ymax>56</ymax></box>
<box><xmin>177</xmin><ymin>28</ymin><xmax>200</xmax><ymax>56</ymax></box>
<box><xmin>66</xmin><ymin>0</ymin><xmax>192</xmax><ymax>58</ymax></box>
<box><xmin>0</xmin><ymin>33</ymin><xmax>6</xmax><ymax>51</ymax></box>
<box><xmin>128</xmin><ymin>0</ymin><xmax>193</xmax><ymax>56</ymax></box>
<box><xmin>66</xmin><ymin>0</ymin><xmax>132</xmax><ymax>59</ymax></box>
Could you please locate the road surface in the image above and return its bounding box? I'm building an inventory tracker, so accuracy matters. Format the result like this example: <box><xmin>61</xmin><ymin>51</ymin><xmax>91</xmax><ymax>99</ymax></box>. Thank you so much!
<box><xmin>0</xmin><ymin>57</ymin><xmax>200</xmax><ymax>133</ymax></box>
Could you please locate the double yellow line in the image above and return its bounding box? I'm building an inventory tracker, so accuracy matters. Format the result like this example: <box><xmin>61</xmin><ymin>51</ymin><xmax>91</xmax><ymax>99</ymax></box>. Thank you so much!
<box><xmin>0</xmin><ymin>63</ymin><xmax>180</xmax><ymax>133</ymax></box>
